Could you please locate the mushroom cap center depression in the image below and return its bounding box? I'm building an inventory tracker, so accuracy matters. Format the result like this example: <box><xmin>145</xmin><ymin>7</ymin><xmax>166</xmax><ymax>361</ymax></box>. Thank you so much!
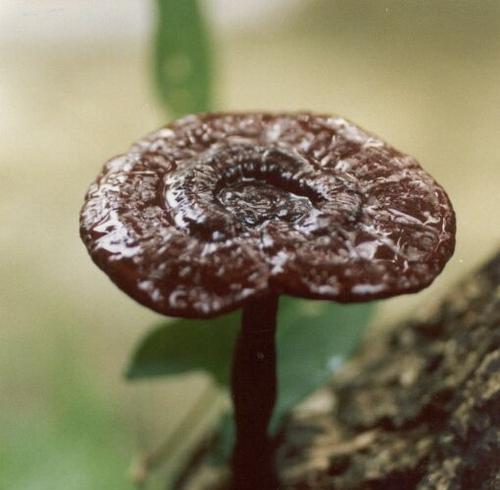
<box><xmin>163</xmin><ymin>145</ymin><xmax>363</xmax><ymax>242</ymax></box>
<box><xmin>216</xmin><ymin>180</ymin><xmax>313</xmax><ymax>228</ymax></box>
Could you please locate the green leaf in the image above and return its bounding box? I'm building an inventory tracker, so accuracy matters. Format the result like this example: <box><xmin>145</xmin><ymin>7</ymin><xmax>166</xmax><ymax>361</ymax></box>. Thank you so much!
<box><xmin>126</xmin><ymin>311</ymin><xmax>239</xmax><ymax>385</ymax></box>
<box><xmin>153</xmin><ymin>0</ymin><xmax>212</xmax><ymax>117</ymax></box>
<box><xmin>207</xmin><ymin>299</ymin><xmax>375</xmax><ymax>464</ymax></box>
<box><xmin>208</xmin><ymin>411</ymin><xmax>235</xmax><ymax>466</ymax></box>
<box><xmin>273</xmin><ymin>297</ymin><xmax>375</xmax><ymax>431</ymax></box>
<box><xmin>126</xmin><ymin>297</ymin><xmax>374</xmax><ymax>464</ymax></box>
<box><xmin>127</xmin><ymin>298</ymin><xmax>373</xmax><ymax>402</ymax></box>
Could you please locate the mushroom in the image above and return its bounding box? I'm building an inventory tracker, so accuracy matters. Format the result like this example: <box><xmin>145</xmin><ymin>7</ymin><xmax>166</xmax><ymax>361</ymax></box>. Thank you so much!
<box><xmin>80</xmin><ymin>112</ymin><xmax>455</xmax><ymax>489</ymax></box>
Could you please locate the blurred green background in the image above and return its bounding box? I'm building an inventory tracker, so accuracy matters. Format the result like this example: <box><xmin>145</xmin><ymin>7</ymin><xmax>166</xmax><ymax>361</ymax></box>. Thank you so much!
<box><xmin>1</xmin><ymin>1</ymin><xmax>500</xmax><ymax>488</ymax></box>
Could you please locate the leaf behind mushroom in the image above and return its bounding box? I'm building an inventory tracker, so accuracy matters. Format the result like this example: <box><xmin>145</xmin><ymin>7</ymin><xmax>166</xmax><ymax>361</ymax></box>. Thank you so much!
<box><xmin>126</xmin><ymin>311</ymin><xmax>239</xmax><ymax>386</ymax></box>
<box><xmin>154</xmin><ymin>0</ymin><xmax>212</xmax><ymax>117</ymax></box>
<box><xmin>274</xmin><ymin>297</ymin><xmax>375</xmax><ymax>431</ymax></box>
<box><xmin>126</xmin><ymin>299</ymin><xmax>374</xmax><ymax>432</ymax></box>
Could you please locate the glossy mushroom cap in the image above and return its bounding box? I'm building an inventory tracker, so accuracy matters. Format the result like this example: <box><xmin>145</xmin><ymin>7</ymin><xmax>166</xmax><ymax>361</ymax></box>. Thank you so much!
<box><xmin>80</xmin><ymin>112</ymin><xmax>456</xmax><ymax>318</ymax></box>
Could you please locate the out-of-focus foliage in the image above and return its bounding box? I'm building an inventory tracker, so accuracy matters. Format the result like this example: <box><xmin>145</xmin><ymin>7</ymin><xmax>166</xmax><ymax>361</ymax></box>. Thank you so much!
<box><xmin>0</xmin><ymin>338</ymin><xmax>136</xmax><ymax>490</ymax></box>
<box><xmin>127</xmin><ymin>311</ymin><xmax>239</xmax><ymax>386</ymax></box>
<box><xmin>153</xmin><ymin>0</ymin><xmax>212</xmax><ymax>117</ymax></box>
<box><xmin>127</xmin><ymin>299</ymin><xmax>374</xmax><ymax>438</ymax></box>
<box><xmin>273</xmin><ymin>297</ymin><xmax>374</xmax><ymax>430</ymax></box>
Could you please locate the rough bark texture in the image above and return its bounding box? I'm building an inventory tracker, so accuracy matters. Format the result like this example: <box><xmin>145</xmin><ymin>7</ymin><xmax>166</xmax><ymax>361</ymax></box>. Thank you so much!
<box><xmin>177</xmin><ymin>250</ymin><xmax>500</xmax><ymax>490</ymax></box>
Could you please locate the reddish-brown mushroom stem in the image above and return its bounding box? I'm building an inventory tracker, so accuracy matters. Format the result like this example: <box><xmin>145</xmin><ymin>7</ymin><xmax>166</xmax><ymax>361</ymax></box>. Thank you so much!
<box><xmin>230</xmin><ymin>294</ymin><xmax>279</xmax><ymax>489</ymax></box>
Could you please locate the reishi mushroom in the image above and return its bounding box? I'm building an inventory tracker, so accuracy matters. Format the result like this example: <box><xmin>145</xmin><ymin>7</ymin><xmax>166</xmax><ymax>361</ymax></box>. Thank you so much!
<box><xmin>80</xmin><ymin>112</ymin><xmax>456</xmax><ymax>489</ymax></box>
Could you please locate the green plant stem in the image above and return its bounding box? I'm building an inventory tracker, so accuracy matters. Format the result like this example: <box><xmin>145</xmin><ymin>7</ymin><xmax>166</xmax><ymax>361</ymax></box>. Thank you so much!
<box><xmin>230</xmin><ymin>294</ymin><xmax>279</xmax><ymax>489</ymax></box>
<box><xmin>131</xmin><ymin>382</ymin><xmax>218</xmax><ymax>488</ymax></box>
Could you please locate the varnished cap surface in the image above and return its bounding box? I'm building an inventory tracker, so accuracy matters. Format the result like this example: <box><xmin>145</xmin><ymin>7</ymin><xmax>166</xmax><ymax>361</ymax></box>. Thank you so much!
<box><xmin>80</xmin><ymin>113</ymin><xmax>456</xmax><ymax>318</ymax></box>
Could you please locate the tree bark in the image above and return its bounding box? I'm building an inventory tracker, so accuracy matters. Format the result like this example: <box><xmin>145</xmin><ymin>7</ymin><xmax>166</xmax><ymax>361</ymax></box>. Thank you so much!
<box><xmin>177</xmin><ymin>250</ymin><xmax>500</xmax><ymax>490</ymax></box>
